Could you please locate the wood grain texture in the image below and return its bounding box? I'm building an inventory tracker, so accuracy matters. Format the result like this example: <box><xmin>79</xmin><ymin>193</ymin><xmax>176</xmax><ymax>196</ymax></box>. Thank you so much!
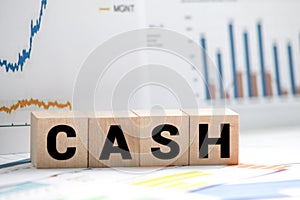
<box><xmin>183</xmin><ymin>109</ymin><xmax>239</xmax><ymax>165</ymax></box>
<box><xmin>133</xmin><ymin>110</ymin><xmax>189</xmax><ymax>167</ymax></box>
<box><xmin>31</xmin><ymin>109</ymin><xmax>239</xmax><ymax>168</ymax></box>
<box><xmin>88</xmin><ymin>111</ymin><xmax>140</xmax><ymax>167</ymax></box>
<box><xmin>30</xmin><ymin>111</ymin><xmax>88</xmax><ymax>168</ymax></box>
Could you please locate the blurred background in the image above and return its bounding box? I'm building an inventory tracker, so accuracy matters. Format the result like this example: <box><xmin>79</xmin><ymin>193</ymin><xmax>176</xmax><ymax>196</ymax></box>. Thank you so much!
<box><xmin>1</xmin><ymin>0</ymin><xmax>300</xmax><ymax>154</ymax></box>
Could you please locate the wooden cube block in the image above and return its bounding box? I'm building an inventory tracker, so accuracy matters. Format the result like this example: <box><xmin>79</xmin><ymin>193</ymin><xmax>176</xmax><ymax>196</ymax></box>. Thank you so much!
<box><xmin>183</xmin><ymin>109</ymin><xmax>239</xmax><ymax>165</ymax></box>
<box><xmin>133</xmin><ymin>110</ymin><xmax>189</xmax><ymax>167</ymax></box>
<box><xmin>30</xmin><ymin>111</ymin><xmax>88</xmax><ymax>168</ymax></box>
<box><xmin>88</xmin><ymin>111</ymin><xmax>140</xmax><ymax>167</ymax></box>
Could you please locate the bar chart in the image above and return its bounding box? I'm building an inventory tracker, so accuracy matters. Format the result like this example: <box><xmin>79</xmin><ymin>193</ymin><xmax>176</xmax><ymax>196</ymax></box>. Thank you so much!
<box><xmin>140</xmin><ymin>0</ymin><xmax>300</xmax><ymax>130</ymax></box>
<box><xmin>200</xmin><ymin>22</ymin><xmax>300</xmax><ymax>100</ymax></box>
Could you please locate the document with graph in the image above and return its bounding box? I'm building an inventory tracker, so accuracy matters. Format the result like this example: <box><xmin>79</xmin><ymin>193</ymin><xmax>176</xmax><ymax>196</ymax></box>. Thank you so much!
<box><xmin>1</xmin><ymin>0</ymin><xmax>299</xmax><ymax>145</ymax></box>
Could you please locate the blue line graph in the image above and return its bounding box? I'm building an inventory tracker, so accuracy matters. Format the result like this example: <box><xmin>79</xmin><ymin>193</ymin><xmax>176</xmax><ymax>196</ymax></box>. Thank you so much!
<box><xmin>0</xmin><ymin>0</ymin><xmax>47</xmax><ymax>72</ymax></box>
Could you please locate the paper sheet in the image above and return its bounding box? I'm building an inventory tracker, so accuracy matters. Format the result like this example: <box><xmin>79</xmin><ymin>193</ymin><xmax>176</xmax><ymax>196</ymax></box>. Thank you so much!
<box><xmin>1</xmin><ymin>127</ymin><xmax>300</xmax><ymax>199</ymax></box>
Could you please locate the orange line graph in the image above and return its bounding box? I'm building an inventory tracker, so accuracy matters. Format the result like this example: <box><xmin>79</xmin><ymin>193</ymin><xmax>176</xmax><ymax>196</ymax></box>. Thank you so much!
<box><xmin>0</xmin><ymin>99</ymin><xmax>72</xmax><ymax>114</ymax></box>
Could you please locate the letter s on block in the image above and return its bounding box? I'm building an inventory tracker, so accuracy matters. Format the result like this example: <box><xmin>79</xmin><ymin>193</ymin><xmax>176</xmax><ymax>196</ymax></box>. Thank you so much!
<box><xmin>47</xmin><ymin>125</ymin><xmax>76</xmax><ymax>160</ymax></box>
<box><xmin>151</xmin><ymin>124</ymin><xmax>180</xmax><ymax>160</ymax></box>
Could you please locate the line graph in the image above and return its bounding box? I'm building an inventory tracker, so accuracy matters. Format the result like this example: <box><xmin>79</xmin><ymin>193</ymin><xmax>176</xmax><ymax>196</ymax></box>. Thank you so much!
<box><xmin>0</xmin><ymin>0</ymin><xmax>47</xmax><ymax>72</ymax></box>
<box><xmin>0</xmin><ymin>99</ymin><xmax>71</xmax><ymax>114</ymax></box>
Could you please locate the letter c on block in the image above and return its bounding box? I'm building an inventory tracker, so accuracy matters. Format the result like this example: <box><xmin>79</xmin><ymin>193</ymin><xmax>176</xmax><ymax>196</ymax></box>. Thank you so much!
<box><xmin>47</xmin><ymin>125</ymin><xmax>76</xmax><ymax>160</ymax></box>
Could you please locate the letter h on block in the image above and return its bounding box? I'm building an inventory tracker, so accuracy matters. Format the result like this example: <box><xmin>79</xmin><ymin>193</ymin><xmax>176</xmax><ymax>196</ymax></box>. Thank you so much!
<box><xmin>199</xmin><ymin>123</ymin><xmax>230</xmax><ymax>159</ymax></box>
<box><xmin>184</xmin><ymin>109</ymin><xmax>239</xmax><ymax>165</ymax></box>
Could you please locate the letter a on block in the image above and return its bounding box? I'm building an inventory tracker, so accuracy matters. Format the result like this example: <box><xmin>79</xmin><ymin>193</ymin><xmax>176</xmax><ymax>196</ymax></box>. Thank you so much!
<box><xmin>99</xmin><ymin>125</ymin><xmax>132</xmax><ymax>160</ymax></box>
<box><xmin>88</xmin><ymin>111</ymin><xmax>139</xmax><ymax>167</ymax></box>
<box><xmin>183</xmin><ymin>109</ymin><xmax>239</xmax><ymax>165</ymax></box>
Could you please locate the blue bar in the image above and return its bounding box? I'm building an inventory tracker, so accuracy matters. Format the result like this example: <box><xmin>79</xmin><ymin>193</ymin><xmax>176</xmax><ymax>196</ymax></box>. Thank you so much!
<box><xmin>243</xmin><ymin>32</ymin><xmax>252</xmax><ymax>97</ymax></box>
<box><xmin>200</xmin><ymin>36</ymin><xmax>210</xmax><ymax>100</ymax></box>
<box><xmin>287</xmin><ymin>43</ymin><xmax>296</xmax><ymax>95</ymax></box>
<box><xmin>273</xmin><ymin>44</ymin><xmax>282</xmax><ymax>96</ymax></box>
<box><xmin>257</xmin><ymin>23</ymin><xmax>267</xmax><ymax>97</ymax></box>
<box><xmin>217</xmin><ymin>51</ymin><xmax>224</xmax><ymax>99</ymax></box>
<box><xmin>229</xmin><ymin>23</ymin><xmax>238</xmax><ymax>98</ymax></box>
